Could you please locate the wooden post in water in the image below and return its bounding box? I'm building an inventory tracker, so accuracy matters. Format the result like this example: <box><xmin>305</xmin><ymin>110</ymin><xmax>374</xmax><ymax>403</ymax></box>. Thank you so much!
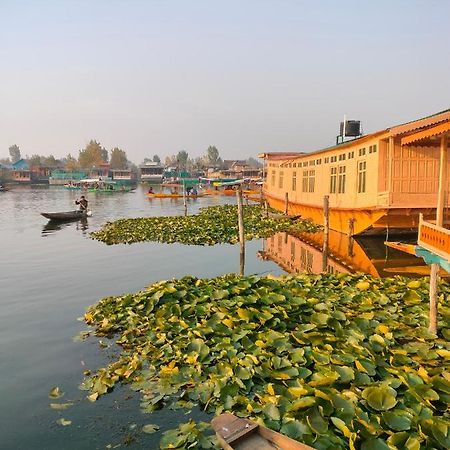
<box><xmin>428</xmin><ymin>134</ymin><xmax>447</xmax><ymax>334</ymax></box>
<box><xmin>264</xmin><ymin>200</ymin><xmax>269</xmax><ymax>218</ymax></box>
<box><xmin>284</xmin><ymin>192</ymin><xmax>289</xmax><ymax>215</ymax></box>
<box><xmin>322</xmin><ymin>195</ymin><xmax>329</xmax><ymax>272</ymax></box>
<box><xmin>237</xmin><ymin>187</ymin><xmax>245</xmax><ymax>276</ymax></box>
<box><xmin>183</xmin><ymin>183</ymin><xmax>187</xmax><ymax>216</ymax></box>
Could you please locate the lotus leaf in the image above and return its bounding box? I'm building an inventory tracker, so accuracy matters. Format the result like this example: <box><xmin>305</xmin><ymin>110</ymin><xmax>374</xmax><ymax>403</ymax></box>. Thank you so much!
<box><xmin>91</xmin><ymin>205</ymin><xmax>319</xmax><ymax>246</ymax></box>
<box><xmin>81</xmin><ymin>273</ymin><xmax>450</xmax><ymax>449</ymax></box>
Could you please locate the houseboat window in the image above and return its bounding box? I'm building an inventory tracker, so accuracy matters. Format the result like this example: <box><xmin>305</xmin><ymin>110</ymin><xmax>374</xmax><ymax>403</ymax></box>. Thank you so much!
<box><xmin>348</xmin><ymin>151</ymin><xmax>354</xmax><ymax>159</ymax></box>
<box><xmin>357</xmin><ymin>161</ymin><xmax>367</xmax><ymax>193</ymax></box>
<box><xmin>278</xmin><ymin>171</ymin><xmax>284</xmax><ymax>189</ymax></box>
<box><xmin>316</xmin><ymin>158</ymin><xmax>322</xmax><ymax>165</ymax></box>
<box><xmin>358</xmin><ymin>148</ymin><xmax>366</xmax><ymax>156</ymax></box>
<box><xmin>292</xmin><ymin>171</ymin><xmax>297</xmax><ymax>191</ymax></box>
<box><xmin>324</xmin><ymin>157</ymin><xmax>329</xmax><ymax>163</ymax></box>
<box><xmin>339</xmin><ymin>154</ymin><xmax>346</xmax><ymax>161</ymax></box>
<box><xmin>293</xmin><ymin>163</ymin><xmax>297</xmax><ymax>167</ymax></box>
<box><xmin>302</xmin><ymin>162</ymin><xmax>308</xmax><ymax>167</ymax></box>
<box><xmin>330</xmin><ymin>167</ymin><xmax>337</xmax><ymax>193</ymax></box>
<box><xmin>308</xmin><ymin>170</ymin><xmax>315</xmax><ymax>193</ymax></box>
<box><xmin>331</xmin><ymin>156</ymin><xmax>337</xmax><ymax>163</ymax></box>
<box><xmin>338</xmin><ymin>166</ymin><xmax>346</xmax><ymax>193</ymax></box>
<box><xmin>271</xmin><ymin>170</ymin><xmax>276</xmax><ymax>186</ymax></box>
<box><xmin>369</xmin><ymin>144</ymin><xmax>377</xmax><ymax>154</ymax></box>
<box><xmin>302</xmin><ymin>170</ymin><xmax>308</xmax><ymax>192</ymax></box>
<box><xmin>309</xmin><ymin>160</ymin><xmax>315</xmax><ymax>166</ymax></box>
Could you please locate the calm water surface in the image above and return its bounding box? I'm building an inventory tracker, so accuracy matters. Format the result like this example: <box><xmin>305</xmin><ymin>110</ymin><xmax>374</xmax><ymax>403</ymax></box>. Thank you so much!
<box><xmin>0</xmin><ymin>185</ymin><xmax>283</xmax><ymax>450</ymax></box>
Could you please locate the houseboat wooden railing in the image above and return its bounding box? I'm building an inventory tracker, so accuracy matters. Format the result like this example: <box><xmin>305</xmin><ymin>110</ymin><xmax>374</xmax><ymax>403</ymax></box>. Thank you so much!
<box><xmin>259</xmin><ymin>109</ymin><xmax>450</xmax><ymax>235</ymax></box>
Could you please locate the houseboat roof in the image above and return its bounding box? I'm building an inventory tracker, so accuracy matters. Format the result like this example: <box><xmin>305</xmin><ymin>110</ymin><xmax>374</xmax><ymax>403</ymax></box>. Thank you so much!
<box><xmin>259</xmin><ymin>108</ymin><xmax>450</xmax><ymax>162</ymax></box>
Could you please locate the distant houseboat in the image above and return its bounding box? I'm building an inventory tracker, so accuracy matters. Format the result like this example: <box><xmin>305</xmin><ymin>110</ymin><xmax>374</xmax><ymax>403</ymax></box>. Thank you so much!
<box><xmin>259</xmin><ymin>109</ymin><xmax>450</xmax><ymax>235</ymax></box>
<box><xmin>139</xmin><ymin>162</ymin><xmax>164</xmax><ymax>183</ymax></box>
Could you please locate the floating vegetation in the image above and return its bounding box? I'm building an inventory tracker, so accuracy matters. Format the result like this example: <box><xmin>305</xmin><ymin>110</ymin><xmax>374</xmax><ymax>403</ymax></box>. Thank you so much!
<box><xmin>82</xmin><ymin>273</ymin><xmax>450</xmax><ymax>449</ymax></box>
<box><xmin>90</xmin><ymin>205</ymin><xmax>319</xmax><ymax>246</ymax></box>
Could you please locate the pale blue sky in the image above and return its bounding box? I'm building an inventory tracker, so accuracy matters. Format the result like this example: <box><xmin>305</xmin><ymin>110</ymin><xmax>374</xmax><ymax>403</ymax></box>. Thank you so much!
<box><xmin>1</xmin><ymin>0</ymin><xmax>449</xmax><ymax>163</ymax></box>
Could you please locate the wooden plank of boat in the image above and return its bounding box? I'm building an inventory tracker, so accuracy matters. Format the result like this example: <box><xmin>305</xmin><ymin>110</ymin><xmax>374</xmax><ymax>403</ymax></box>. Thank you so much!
<box><xmin>211</xmin><ymin>413</ymin><xmax>315</xmax><ymax>450</ymax></box>
<box><xmin>41</xmin><ymin>210</ymin><xmax>89</xmax><ymax>220</ymax></box>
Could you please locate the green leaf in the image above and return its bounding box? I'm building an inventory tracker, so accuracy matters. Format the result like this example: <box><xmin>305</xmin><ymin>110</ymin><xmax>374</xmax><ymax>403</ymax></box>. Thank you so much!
<box><xmin>363</xmin><ymin>386</ymin><xmax>397</xmax><ymax>411</ymax></box>
<box><xmin>142</xmin><ymin>424</ymin><xmax>160</xmax><ymax>434</ymax></box>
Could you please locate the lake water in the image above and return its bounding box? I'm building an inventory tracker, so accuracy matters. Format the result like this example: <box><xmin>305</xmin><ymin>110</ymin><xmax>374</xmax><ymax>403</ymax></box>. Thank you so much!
<box><xmin>0</xmin><ymin>185</ymin><xmax>426</xmax><ymax>449</ymax></box>
<box><xmin>0</xmin><ymin>185</ymin><xmax>285</xmax><ymax>450</ymax></box>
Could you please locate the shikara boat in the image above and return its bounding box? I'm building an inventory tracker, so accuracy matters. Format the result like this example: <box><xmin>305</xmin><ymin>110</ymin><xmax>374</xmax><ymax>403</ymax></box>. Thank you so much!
<box><xmin>41</xmin><ymin>210</ymin><xmax>90</xmax><ymax>221</ymax></box>
<box><xmin>211</xmin><ymin>413</ymin><xmax>315</xmax><ymax>450</ymax></box>
<box><xmin>146</xmin><ymin>192</ymin><xmax>205</xmax><ymax>198</ymax></box>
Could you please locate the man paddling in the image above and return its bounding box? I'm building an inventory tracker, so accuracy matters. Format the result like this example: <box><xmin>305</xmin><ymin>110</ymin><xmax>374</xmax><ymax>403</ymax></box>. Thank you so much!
<box><xmin>75</xmin><ymin>195</ymin><xmax>88</xmax><ymax>212</ymax></box>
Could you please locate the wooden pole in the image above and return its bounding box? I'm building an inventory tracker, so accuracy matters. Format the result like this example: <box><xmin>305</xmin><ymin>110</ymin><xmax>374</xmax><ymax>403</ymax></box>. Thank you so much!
<box><xmin>237</xmin><ymin>187</ymin><xmax>245</xmax><ymax>276</ymax></box>
<box><xmin>264</xmin><ymin>200</ymin><xmax>268</xmax><ymax>218</ymax></box>
<box><xmin>428</xmin><ymin>134</ymin><xmax>447</xmax><ymax>334</ymax></box>
<box><xmin>284</xmin><ymin>192</ymin><xmax>289</xmax><ymax>215</ymax></box>
<box><xmin>322</xmin><ymin>195</ymin><xmax>329</xmax><ymax>272</ymax></box>
<box><xmin>436</xmin><ymin>134</ymin><xmax>447</xmax><ymax>227</ymax></box>
<box><xmin>183</xmin><ymin>183</ymin><xmax>187</xmax><ymax>216</ymax></box>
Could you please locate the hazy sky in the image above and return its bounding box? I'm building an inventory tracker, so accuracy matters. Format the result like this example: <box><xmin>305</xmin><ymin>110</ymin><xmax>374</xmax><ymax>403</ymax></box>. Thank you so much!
<box><xmin>1</xmin><ymin>0</ymin><xmax>449</xmax><ymax>163</ymax></box>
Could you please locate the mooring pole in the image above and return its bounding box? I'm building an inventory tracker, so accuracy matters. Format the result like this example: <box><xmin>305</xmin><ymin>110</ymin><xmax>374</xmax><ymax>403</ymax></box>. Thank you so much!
<box><xmin>183</xmin><ymin>183</ymin><xmax>187</xmax><ymax>216</ymax></box>
<box><xmin>428</xmin><ymin>134</ymin><xmax>447</xmax><ymax>334</ymax></box>
<box><xmin>284</xmin><ymin>192</ymin><xmax>289</xmax><ymax>215</ymax></box>
<box><xmin>322</xmin><ymin>195</ymin><xmax>329</xmax><ymax>272</ymax></box>
<box><xmin>264</xmin><ymin>200</ymin><xmax>268</xmax><ymax>218</ymax></box>
<box><xmin>237</xmin><ymin>187</ymin><xmax>245</xmax><ymax>276</ymax></box>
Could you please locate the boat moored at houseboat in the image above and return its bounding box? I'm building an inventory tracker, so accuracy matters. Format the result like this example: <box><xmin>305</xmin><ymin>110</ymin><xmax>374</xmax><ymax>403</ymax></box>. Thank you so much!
<box><xmin>259</xmin><ymin>109</ymin><xmax>450</xmax><ymax>235</ymax></box>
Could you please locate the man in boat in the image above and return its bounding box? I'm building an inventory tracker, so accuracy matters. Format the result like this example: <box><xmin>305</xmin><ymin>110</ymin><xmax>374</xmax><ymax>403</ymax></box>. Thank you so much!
<box><xmin>148</xmin><ymin>186</ymin><xmax>154</xmax><ymax>194</ymax></box>
<box><xmin>75</xmin><ymin>195</ymin><xmax>88</xmax><ymax>212</ymax></box>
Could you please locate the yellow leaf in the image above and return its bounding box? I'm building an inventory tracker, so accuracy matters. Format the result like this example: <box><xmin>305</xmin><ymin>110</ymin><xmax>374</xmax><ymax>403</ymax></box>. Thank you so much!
<box><xmin>87</xmin><ymin>392</ymin><xmax>99</xmax><ymax>402</ymax></box>
<box><xmin>267</xmin><ymin>383</ymin><xmax>275</xmax><ymax>396</ymax></box>
<box><xmin>255</xmin><ymin>340</ymin><xmax>266</xmax><ymax>348</ymax></box>
<box><xmin>288</xmin><ymin>386</ymin><xmax>308</xmax><ymax>398</ymax></box>
<box><xmin>436</xmin><ymin>349</ymin><xmax>450</xmax><ymax>359</ymax></box>
<box><xmin>417</xmin><ymin>366</ymin><xmax>430</xmax><ymax>382</ymax></box>
<box><xmin>376</xmin><ymin>324</ymin><xmax>390</xmax><ymax>335</ymax></box>
<box><xmin>355</xmin><ymin>360</ymin><xmax>367</xmax><ymax>373</ymax></box>
<box><xmin>222</xmin><ymin>318</ymin><xmax>233</xmax><ymax>328</ymax></box>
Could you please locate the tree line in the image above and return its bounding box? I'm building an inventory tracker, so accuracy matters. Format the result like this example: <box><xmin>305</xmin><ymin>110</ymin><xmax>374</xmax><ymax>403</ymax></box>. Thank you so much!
<box><xmin>1</xmin><ymin>143</ymin><xmax>261</xmax><ymax>171</ymax></box>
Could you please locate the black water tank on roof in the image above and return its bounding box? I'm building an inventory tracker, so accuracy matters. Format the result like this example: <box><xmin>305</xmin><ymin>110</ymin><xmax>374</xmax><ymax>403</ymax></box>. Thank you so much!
<box><xmin>340</xmin><ymin>120</ymin><xmax>361</xmax><ymax>137</ymax></box>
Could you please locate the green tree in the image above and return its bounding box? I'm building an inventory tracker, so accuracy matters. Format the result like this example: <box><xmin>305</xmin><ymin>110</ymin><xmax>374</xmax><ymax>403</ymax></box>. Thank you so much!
<box><xmin>65</xmin><ymin>154</ymin><xmax>79</xmax><ymax>171</ymax></box>
<box><xmin>9</xmin><ymin>144</ymin><xmax>21</xmax><ymax>163</ymax></box>
<box><xmin>247</xmin><ymin>157</ymin><xmax>262</xmax><ymax>168</ymax></box>
<box><xmin>153</xmin><ymin>154</ymin><xmax>161</xmax><ymax>164</ymax></box>
<box><xmin>176</xmin><ymin>150</ymin><xmax>189</xmax><ymax>170</ymax></box>
<box><xmin>206</xmin><ymin>146</ymin><xmax>221</xmax><ymax>167</ymax></box>
<box><xmin>101</xmin><ymin>148</ymin><xmax>109</xmax><ymax>163</ymax></box>
<box><xmin>110</xmin><ymin>147</ymin><xmax>128</xmax><ymax>169</ymax></box>
<box><xmin>28</xmin><ymin>154</ymin><xmax>42</xmax><ymax>167</ymax></box>
<box><xmin>78</xmin><ymin>140</ymin><xmax>105</xmax><ymax>168</ymax></box>
<box><xmin>42</xmin><ymin>155</ymin><xmax>59</xmax><ymax>167</ymax></box>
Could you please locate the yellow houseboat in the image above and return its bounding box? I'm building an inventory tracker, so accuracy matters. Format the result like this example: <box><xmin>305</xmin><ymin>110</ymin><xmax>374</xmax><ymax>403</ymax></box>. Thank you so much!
<box><xmin>259</xmin><ymin>109</ymin><xmax>450</xmax><ymax>235</ymax></box>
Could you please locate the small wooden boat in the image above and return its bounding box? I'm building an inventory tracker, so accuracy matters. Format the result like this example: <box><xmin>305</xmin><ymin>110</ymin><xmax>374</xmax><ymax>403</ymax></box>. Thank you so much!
<box><xmin>41</xmin><ymin>210</ymin><xmax>91</xmax><ymax>221</ymax></box>
<box><xmin>211</xmin><ymin>413</ymin><xmax>315</xmax><ymax>450</ymax></box>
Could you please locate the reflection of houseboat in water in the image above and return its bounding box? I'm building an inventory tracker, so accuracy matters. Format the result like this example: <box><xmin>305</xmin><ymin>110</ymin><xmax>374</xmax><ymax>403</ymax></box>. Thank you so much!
<box><xmin>259</xmin><ymin>109</ymin><xmax>450</xmax><ymax>235</ymax></box>
<box><xmin>259</xmin><ymin>230</ymin><xmax>449</xmax><ymax>278</ymax></box>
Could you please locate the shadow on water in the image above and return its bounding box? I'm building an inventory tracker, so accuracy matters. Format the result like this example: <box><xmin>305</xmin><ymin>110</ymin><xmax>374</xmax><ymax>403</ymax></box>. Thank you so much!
<box><xmin>259</xmin><ymin>229</ymin><xmax>443</xmax><ymax>278</ymax></box>
<box><xmin>42</xmin><ymin>218</ymin><xmax>89</xmax><ymax>236</ymax></box>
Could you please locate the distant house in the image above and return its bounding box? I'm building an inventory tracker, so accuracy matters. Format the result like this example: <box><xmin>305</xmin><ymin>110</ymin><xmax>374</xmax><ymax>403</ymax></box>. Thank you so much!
<box><xmin>88</xmin><ymin>163</ymin><xmax>110</xmax><ymax>179</ymax></box>
<box><xmin>111</xmin><ymin>169</ymin><xmax>136</xmax><ymax>184</ymax></box>
<box><xmin>221</xmin><ymin>160</ymin><xmax>262</xmax><ymax>180</ymax></box>
<box><xmin>11</xmin><ymin>159</ymin><xmax>31</xmax><ymax>182</ymax></box>
<box><xmin>139</xmin><ymin>162</ymin><xmax>164</xmax><ymax>182</ymax></box>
